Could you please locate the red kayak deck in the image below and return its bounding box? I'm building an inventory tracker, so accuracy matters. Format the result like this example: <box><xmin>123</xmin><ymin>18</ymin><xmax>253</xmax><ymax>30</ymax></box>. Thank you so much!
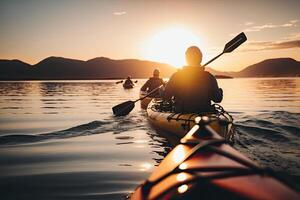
<box><xmin>131</xmin><ymin>119</ymin><xmax>300</xmax><ymax>200</ymax></box>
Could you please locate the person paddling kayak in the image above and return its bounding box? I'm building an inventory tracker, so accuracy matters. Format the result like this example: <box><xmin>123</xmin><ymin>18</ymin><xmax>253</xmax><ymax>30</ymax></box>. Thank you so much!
<box><xmin>123</xmin><ymin>76</ymin><xmax>135</xmax><ymax>89</ymax></box>
<box><xmin>112</xmin><ymin>32</ymin><xmax>247</xmax><ymax>117</ymax></box>
<box><xmin>141</xmin><ymin>69</ymin><xmax>164</xmax><ymax>97</ymax></box>
<box><xmin>124</xmin><ymin>76</ymin><xmax>134</xmax><ymax>86</ymax></box>
<box><xmin>163</xmin><ymin>46</ymin><xmax>223</xmax><ymax>113</ymax></box>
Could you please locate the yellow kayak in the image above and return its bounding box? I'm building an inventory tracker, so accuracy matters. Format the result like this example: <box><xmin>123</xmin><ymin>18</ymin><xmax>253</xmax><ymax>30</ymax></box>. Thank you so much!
<box><xmin>147</xmin><ymin>99</ymin><xmax>234</xmax><ymax>141</ymax></box>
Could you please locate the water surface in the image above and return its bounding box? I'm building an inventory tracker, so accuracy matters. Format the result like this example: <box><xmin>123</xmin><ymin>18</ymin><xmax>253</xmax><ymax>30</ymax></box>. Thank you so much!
<box><xmin>0</xmin><ymin>78</ymin><xmax>299</xmax><ymax>199</ymax></box>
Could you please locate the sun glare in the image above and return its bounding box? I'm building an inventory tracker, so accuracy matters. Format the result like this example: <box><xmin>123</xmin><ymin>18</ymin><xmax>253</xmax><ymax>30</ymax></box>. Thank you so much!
<box><xmin>142</xmin><ymin>27</ymin><xmax>204</xmax><ymax>68</ymax></box>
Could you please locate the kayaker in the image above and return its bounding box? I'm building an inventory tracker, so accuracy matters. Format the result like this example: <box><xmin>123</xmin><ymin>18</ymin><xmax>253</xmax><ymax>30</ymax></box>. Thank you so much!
<box><xmin>141</xmin><ymin>69</ymin><xmax>164</xmax><ymax>97</ymax></box>
<box><xmin>124</xmin><ymin>76</ymin><xmax>134</xmax><ymax>86</ymax></box>
<box><xmin>163</xmin><ymin>46</ymin><xmax>223</xmax><ymax>113</ymax></box>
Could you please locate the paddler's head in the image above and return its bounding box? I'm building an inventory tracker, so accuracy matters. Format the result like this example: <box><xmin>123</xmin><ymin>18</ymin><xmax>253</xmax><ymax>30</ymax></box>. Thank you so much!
<box><xmin>185</xmin><ymin>46</ymin><xmax>202</xmax><ymax>67</ymax></box>
<box><xmin>127</xmin><ymin>76</ymin><xmax>131</xmax><ymax>80</ymax></box>
<box><xmin>153</xmin><ymin>69</ymin><xmax>160</xmax><ymax>78</ymax></box>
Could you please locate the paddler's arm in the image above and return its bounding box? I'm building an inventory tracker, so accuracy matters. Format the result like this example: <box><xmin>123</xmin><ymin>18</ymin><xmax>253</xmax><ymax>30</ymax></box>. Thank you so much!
<box><xmin>162</xmin><ymin>74</ymin><xmax>176</xmax><ymax>100</ymax></box>
<box><xmin>141</xmin><ymin>79</ymin><xmax>150</xmax><ymax>91</ymax></box>
<box><xmin>210</xmin><ymin>74</ymin><xmax>223</xmax><ymax>103</ymax></box>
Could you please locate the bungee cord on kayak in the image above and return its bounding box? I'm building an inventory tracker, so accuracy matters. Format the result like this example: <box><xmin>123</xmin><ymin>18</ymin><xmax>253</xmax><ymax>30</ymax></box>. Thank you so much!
<box><xmin>130</xmin><ymin>117</ymin><xmax>300</xmax><ymax>199</ymax></box>
<box><xmin>147</xmin><ymin>99</ymin><xmax>234</xmax><ymax>141</ymax></box>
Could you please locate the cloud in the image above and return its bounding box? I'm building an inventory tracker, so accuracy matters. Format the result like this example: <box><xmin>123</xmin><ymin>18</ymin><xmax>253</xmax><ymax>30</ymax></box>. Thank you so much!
<box><xmin>113</xmin><ymin>11</ymin><xmax>126</xmax><ymax>16</ymax></box>
<box><xmin>245</xmin><ymin>22</ymin><xmax>254</xmax><ymax>26</ymax></box>
<box><xmin>290</xmin><ymin>20</ymin><xmax>299</xmax><ymax>24</ymax></box>
<box><xmin>285</xmin><ymin>32</ymin><xmax>300</xmax><ymax>40</ymax></box>
<box><xmin>240</xmin><ymin>39</ymin><xmax>300</xmax><ymax>52</ymax></box>
<box><xmin>243</xmin><ymin>19</ymin><xmax>299</xmax><ymax>32</ymax></box>
<box><xmin>282</xmin><ymin>23</ymin><xmax>294</xmax><ymax>27</ymax></box>
<box><xmin>208</xmin><ymin>39</ymin><xmax>300</xmax><ymax>54</ymax></box>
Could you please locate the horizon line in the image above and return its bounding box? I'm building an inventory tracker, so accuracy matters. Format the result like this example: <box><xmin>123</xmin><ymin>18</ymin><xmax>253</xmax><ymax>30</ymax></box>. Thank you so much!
<box><xmin>0</xmin><ymin>56</ymin><xmax>298</xmax><ymax>73</ymax></box>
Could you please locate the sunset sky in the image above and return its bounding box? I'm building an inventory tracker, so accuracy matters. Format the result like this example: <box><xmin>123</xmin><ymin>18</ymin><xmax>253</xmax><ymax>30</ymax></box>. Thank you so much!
<box><xmin>0</xmin><ymin>0</ymin><xmax>299</xmax><ymax>71</ymax></box>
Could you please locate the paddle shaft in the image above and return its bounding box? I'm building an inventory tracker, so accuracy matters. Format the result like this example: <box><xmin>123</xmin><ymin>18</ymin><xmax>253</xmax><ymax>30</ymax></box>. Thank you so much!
<box><xmin>203</xmin><ymin>32</ymin><xmax>246</xmax><ymax>69</ymax></box>
<box><xmin>136</xmin><ymin>86</ymin><xmax>162</xmax><ymax>102</ymax></box>
<box><xmin>117</xmin><ymin>80</ymin><xmax>137</xmax><ymax>84</ymax></box>
<box><xmin>202</xmin><ymin>52</ymin><xmax>224</xmax><ymax>69</ymax></box>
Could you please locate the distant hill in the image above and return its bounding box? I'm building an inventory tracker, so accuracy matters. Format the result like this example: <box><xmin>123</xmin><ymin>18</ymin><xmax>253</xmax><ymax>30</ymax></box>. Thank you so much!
<box><xmin>0</xmin><ymin>57</ymin><xmax>299</xmax><ymax>80</ymax></box>
<box><xmin>205</xmin><ymin>67</ymin><xmax>233</xmax><ymax>77</ymax></box>
<box><xmin>0</xmin><ymin>57</ymin><xmax>177</xmax><ymax>80</ymax></box>
<box><xmin>214</xmin><ymin>75</ymin><xmax>233</xmax><ymax>79</ymax></box>
<box><xmin>232</xmin><ymin>58</ymin><xmax>300</xmax><ymax>77</ymax></box>
<box><xmin>0</xmin><ymin>59</ymin><xmax>31</xmax><ymax>80</ymax></box>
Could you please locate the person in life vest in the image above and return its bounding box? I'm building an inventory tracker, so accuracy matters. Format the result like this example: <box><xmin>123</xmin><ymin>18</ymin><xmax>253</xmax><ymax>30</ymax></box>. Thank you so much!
<box><xmin>141</xmin><ymin>69</ymin><xmax>164</xmax><ymax>97</ymax></box>
<box><xmin>124</xmin><ymin>76</ymin><xmax>134</xmax><ymax>86</ymax></box>
<box><xmin>163</xmin><ymin>46</ymin><xmax>223</xmax><ymax>113</ymax></box>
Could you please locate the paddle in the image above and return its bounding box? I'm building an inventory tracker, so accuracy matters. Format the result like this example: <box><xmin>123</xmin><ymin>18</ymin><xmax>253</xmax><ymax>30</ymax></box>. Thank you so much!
<box><xmin>112</xmin><ymin>32</ymin><xmax>247</xmax><ymax>116</ymax></box>
<box><xmin>116</xmin><ymin>80</ymin><xmax>137</xmax><ymax>86</ymax></box>
<box><xmin>112</xmin><ymin>86</ymin><xmax>161</xmax><ymax>116</ymax></box>
<box><xmin>203</xmin><ymin>32</ymin><xmax>247</xmax><ymax>68</ymax></box>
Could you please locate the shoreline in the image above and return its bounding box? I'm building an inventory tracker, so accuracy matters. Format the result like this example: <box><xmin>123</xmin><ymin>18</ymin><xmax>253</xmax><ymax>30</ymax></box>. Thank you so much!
<box><xmin>1</xmin><ymin>76</ymin><xmax>300</xmax><ymax>82</ymax></box>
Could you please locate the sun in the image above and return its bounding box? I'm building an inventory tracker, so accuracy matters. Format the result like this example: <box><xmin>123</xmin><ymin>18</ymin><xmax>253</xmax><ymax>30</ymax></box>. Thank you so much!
<box><xmin>142</xmin><ymin>27</ymin><xmax>204</xmax><ymax>68</ymax></box>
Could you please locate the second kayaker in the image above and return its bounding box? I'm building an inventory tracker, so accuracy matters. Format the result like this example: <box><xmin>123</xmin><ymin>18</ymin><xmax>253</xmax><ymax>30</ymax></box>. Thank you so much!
<box><xmin>163</xmin><ymin>46</ymin><xmax>223</xmax><ymax>113</ymax></box>
<box><xmin>124</xmin><ymin>76</ymin><xmax>134</xmax><ymax>86</ymax></box>
<box><xmin>141</xmin><ymin>69</ymin><xmax>164</xmax><ymax>97</ymax></box>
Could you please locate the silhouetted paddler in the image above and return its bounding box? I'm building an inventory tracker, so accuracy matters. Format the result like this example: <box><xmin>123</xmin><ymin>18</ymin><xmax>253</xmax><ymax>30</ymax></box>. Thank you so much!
<box><xmin>141</xmin><ymin>69</ymin><xmax>164</xmax><ymax>97</ymax></box>
<box><xmin>163</xmin><ymin>46</ymin><xmax>223</xmax><ymax>113</ymax></box>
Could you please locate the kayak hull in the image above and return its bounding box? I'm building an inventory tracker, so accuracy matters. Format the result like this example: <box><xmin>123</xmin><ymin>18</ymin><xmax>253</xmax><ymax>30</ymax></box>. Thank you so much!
<box><xmin>123</xmin><ymin>83</ymin><xmax>135</xmax><ymax>89</ymax></box>
<box><xmin>140</xmin><ymin>91</ymin><xmax>153</xmax><ymax>109</ymax></box>
<box><xmin>131</xmin><ymin>119</ymin><xmax>300</xmax><ymax>200</ymax></box>
<box><xmin>146</xmin><ymin>99</ymin><xmax>234</xmax><ymax>141</ymax></box>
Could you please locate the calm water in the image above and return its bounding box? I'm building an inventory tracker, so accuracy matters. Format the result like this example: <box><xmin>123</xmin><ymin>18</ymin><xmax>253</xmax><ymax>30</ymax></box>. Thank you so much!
<box><xmin>0</xmin><ymin>78</ymin><xmax>299</xmax><ymax>199</ymax></box>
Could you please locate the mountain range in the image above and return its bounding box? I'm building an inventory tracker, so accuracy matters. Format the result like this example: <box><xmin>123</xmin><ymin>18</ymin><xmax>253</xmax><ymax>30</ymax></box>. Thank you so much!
<box><xmin>0</xmin><ymin>57</ymin><xmax>299</xmax><ymax>80</ymax></box>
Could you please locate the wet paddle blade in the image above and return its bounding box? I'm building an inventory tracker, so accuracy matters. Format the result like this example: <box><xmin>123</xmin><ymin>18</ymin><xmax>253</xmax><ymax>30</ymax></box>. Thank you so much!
<box><xmin>112</xmin><ymin>100</ymin><xmax>135</xmax><ymax>116</ymax></box>
<box><xmin>223</xmin><ymin>32</ymin><xmax>247</xmax><ymax>53</ymax></box>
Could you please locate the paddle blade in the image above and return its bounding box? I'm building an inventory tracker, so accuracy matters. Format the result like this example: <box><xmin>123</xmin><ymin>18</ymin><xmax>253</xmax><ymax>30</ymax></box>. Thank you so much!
<box><xmin>112</xmin><ymin>100</ymin><xmax>135</xmax><ymax>116</ymax></box>
<box><xmin>223</xmin><ymin>32</ymin><xmax>247</xmax><ymax>53</ymax></box>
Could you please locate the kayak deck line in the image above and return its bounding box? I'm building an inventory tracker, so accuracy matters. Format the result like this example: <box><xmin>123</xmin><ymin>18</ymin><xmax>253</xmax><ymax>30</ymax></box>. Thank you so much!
<box><xmin>131</xmin><ymin>115</ymin><xmax>300</xmax><ymax>200</ymax></box>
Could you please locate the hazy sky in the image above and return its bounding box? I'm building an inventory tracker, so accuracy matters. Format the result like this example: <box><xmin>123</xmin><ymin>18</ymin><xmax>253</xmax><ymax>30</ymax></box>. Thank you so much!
<box><xmin>0</xmin><ymin>0</ymin><xmax>299</xmax><ymax>71</ymax></box>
